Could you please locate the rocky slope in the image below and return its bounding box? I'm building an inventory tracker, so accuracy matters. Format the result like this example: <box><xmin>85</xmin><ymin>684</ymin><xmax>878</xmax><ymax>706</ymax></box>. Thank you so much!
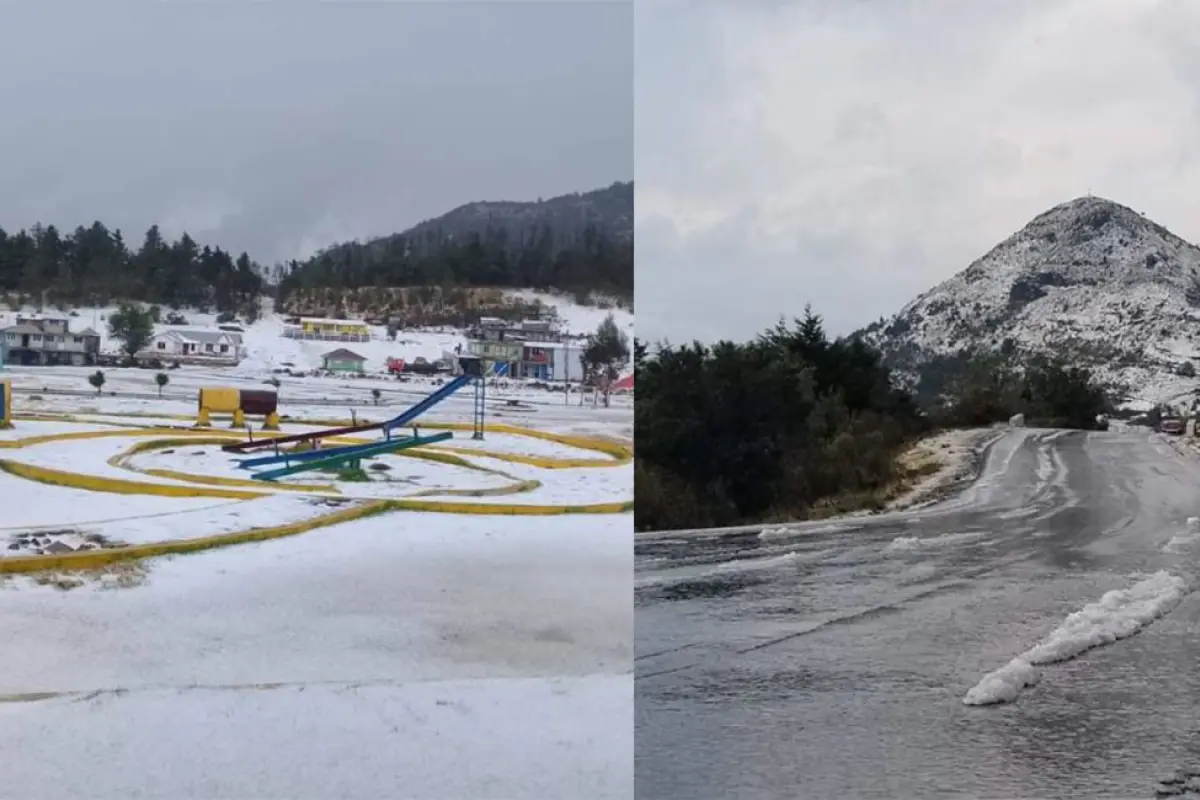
<box><xmin>861</xmin><ymin>196</ymin><xmax>1200</xmax><ymax>407</ymax></box>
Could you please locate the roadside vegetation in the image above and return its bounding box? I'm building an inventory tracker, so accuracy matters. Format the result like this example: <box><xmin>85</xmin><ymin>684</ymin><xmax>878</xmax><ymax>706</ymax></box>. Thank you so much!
<box><xmin>635</xmin><ymin>308</ymin><xmax>1111</xmax><ymax>532</ymax></box>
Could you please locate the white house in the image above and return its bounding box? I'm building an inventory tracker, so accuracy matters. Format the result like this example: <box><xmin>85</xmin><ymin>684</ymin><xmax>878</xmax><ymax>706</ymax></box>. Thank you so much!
<box><xmin>518</xmin><ymin>340</ymin><xmax>585</xmax><ymax>382</ymax></box>
<box><xmin>140</xmin><ymin>329</ymin><xmax>245</xmax><ymax>365</ymax></box>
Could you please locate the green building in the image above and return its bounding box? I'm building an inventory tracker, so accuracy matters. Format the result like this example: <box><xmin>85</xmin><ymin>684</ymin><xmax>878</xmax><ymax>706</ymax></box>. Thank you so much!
<box><xmin>321</xmin><ymin>348</ymin><xmax>367</xmax><ymax>374</ymax></box>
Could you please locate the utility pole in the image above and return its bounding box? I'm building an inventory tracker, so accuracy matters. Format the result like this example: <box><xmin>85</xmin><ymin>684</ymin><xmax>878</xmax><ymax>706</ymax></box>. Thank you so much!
<box><xmin>564</xmin><ymin>332</ymin><xmax>570</xmax><ymax>406</ymax></box>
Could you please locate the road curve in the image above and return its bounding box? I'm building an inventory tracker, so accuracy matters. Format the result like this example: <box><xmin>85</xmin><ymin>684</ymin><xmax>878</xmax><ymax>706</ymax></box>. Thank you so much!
<box><xmin>636</xmin><ymin>428</ymin><xmax>1200</xmax><ymax>800</ymax></box>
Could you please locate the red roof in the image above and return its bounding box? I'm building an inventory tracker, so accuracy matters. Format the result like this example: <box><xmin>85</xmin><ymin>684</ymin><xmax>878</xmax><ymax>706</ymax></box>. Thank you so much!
<box><xmin>613</xmin><ymin>373</ymin><xmax>634</xmax><ymax>391</ymax></box>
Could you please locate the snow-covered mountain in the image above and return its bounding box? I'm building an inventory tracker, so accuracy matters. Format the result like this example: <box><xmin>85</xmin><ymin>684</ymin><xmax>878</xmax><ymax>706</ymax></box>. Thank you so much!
<box><xmin>861</xmin><ymin>196</ymin><xmax>1200</xmax><ymax>407</ymax></box>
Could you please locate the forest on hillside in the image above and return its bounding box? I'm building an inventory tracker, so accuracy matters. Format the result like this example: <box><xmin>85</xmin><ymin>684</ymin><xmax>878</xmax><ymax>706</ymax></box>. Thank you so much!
<box><xmin>0</xmin><ymin>184</ymin><xmax>632</xmax><ymax>317</ymax></box>
<box><xmin>635</xmin><ymin>308</ymin><xmax>1110</xmax><ymax>531</ymax></box>
<box><xmin>274</xmin><ymin>224</ymin><xmax>633</xmax><ymax>303</ymax></box>
<box><xmin>0</xmin><ymin>222</ymin><xmax>264</xmax><ymax>314</ymax></box>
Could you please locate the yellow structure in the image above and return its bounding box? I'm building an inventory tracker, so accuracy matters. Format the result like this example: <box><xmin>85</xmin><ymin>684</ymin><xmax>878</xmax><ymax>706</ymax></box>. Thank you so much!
<box><xmin>300</xmin><ymin>318</ymin><xmax>370</xmax><ymax>337</ymax></box>
<box><xmin>0</xmin><ymin>379</ymin><xmax>11</xmax><ymax>429</ymax></box>
<box><xmin>196</xmin><ymin>387</ymin><xmax>280</xmax><ymax>430</ymax></box>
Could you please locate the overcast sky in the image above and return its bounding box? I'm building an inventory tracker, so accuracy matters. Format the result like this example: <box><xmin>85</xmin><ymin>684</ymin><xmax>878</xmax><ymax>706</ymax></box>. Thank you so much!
<box><xmin>0</xmin><ymin>2</ymin><xmax>631</xmax><ymax>265</ymax></box>
<box><xmin>636</xmin><ymin>0</ymin><xmax>1200</xmax><ymax>344</ymax></box>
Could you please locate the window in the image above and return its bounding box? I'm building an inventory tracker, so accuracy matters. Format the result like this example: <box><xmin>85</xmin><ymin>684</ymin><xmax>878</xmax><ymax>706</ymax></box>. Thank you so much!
<box><xmin>219</xmin><ymin>344</ymin><xmax>229</xmax><ymax>353</ymax></box>
<box><xmin>74</xmin><ymin>337</ymin><xmax>83</xmax><ymax>344</ymax></box>
<box><xmin>205</xmin><ymin>343</ymin><xmax>214</xmax><ymax>352</ymax></box>
<box><xmin>157</xmin><ymin>342</ymin><xmax>166</xmax><ymax>350</ymax></box>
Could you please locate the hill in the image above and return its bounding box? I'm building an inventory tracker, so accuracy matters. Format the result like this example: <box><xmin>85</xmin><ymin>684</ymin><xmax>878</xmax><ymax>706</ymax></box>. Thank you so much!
<box><xmin>861</xmin><ymin>196</ymin><xmax>1200</xmax><ymax>407</ymax></box>
<box><xmin>400</xmin><ymin>181</ymin><xmax>633</xmax><ymax>251</ymax></box>
<box><xmin>274</xmin><ymin>182</ymin><xmax>634</xmax><ymax>307</ymax></box>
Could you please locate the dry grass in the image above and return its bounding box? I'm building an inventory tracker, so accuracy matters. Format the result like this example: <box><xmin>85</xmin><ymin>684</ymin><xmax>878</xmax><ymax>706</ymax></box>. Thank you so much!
<box><xmin>29</xmin><ymin>560</ymin><xmax>149</xmax><ymax>592</ymax></box>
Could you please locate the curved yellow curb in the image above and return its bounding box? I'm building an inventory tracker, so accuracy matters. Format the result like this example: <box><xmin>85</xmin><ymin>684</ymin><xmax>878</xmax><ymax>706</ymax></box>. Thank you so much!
<box><xmin>0</xmin><ymin>426</ymin><xmax>213</xmax><ymax>450</ymax></box>
<box><xmin>113</xmin><ymin>438</ymin><xmax>541</xmax><ymax>499</ymax></box>
<box><xmin>0</xmin><ymin>495</ymin><xmax>631</xmax><ymax>575</ymax></box>
<box><xmin>0</xmin><ymin>418</ymin><xmax>632</xmax><ymax>515</ymax></box>
<box><xmin>419</xmin><ymin>422</ymin><xmax>632</xmax><ymax>461</ymax></box>
<box><xmin>379</xmin><ymin>498</ymin><xmax>633</xmax><ymax>515</ymax></box>
<box><xmin>421</xmin><ymin>446</ymin><xmax>620</xmax><ymax>469</ymax></box>
<box><xmin>0</xmin><ymin>458</ymin><xmax>265</xmax><ymax>499</ymax></box>
<box><xmin>405</xmin><ymin>479</ymin><xmax>542</xmax><ymax>499</ymax></box>
<box><xmin>11</xmin><ymin>412</ymin><xmax>633</xmax><ymax>462</ymax></box>
<box><xmin>0</xmin><ymin>453</ymin><xmax>630</xmax><ymax>513</ymax></box>
<box><xmin>110</xmin><ymin>437</ymin><xmax>340</xmax><ymax>494</ymax></box>
<box><xmin>0</xmin><ymin>499</ymin><xmax>388</xmax><ymax>574</ymax></box>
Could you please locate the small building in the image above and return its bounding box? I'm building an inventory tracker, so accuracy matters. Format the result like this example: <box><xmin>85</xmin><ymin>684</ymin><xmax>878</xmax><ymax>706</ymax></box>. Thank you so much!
<box><xmin>519</xmin><ymin>341</ymin><xmax>584</xmax><ymax>382</ymax></box>
<box><xmin>284</xmin><ymin>317</ymin><xmax>371</xmax><ymax>342</ymax></box>
<box><xmin>1</xmin><ymin>316</ymin><xmax>101</xmax><ymax>366</ymax></box>
<box><xmin>466</xmin><ymin>339</ymin><xmax>524</xmax><ymax>377</ymax></box>
<box><xmin>322</xmin><ymin>348</ymin><xmax>367</xmax><ymax>374</ymax></box>
<box><xmin>470</xmin><ymin>316</ymin><xmax>565</xmax><ymax>345</ymax></box>
<box><xmin>141</xmin><ymin>329</ymin><xmax>244</xmax><ymax>366</ymax></box>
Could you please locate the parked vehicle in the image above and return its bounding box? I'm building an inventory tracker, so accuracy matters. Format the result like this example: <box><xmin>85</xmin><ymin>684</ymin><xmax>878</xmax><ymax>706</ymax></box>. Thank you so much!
<box><xmin>1160</xmin><ymin>417</ymin><xmax>1185</xmax><ymax>435</ymax></box>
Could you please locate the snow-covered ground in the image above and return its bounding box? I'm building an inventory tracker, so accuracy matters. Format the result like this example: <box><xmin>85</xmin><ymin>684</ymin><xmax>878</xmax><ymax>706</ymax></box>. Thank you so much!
<box><xmin>0</xmin><ymin>513</ymin><xmax>632</xmax><ymax>798</ymax></box>
<box><xmin>1</xmin><ymin>291</ymin><xmax>634</xmax><ymax>377</ymax></box>
<box><xmin>4</xmin><ymin>363</ymin><xmax>632</xmax><ymax>422</ymax></box>
<box><xmin>1</xmin><ymin>494</ymin><xmax>356</xmax><ymax>555</ymax></box>
<box><xmin>0</xmin><ymin>337</ymin><xmax>633</xmax><ymax>798</ymax></box>
<box><xmin>886</xmin><ymin>427</ymin><xmax>1002</xmax><ymax>511</ymax></box>
<box><xmin>0</xmin><ymin>414</ymin><xmax>631</xmax><ymax>508</ymax></box>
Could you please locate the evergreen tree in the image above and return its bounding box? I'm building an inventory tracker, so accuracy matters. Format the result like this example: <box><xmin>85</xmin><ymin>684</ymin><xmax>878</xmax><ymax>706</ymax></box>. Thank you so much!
<box><xmin>582</xmin><ymin>313</ymin><xmax>630</xmax><ymax>407</ymax></box>
<box><xmin>108</xmin><ymin>304</ymin><xmax>155</xmax><ymax>361</ymax></box>
<box><xmin>0</xmin><ymin>223</ymin><xmax>264</xmax><ymax>314</ymax></box>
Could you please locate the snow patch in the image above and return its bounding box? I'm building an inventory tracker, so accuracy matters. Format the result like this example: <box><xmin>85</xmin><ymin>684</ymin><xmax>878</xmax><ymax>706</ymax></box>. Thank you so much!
<box><xmin>885</xmin><ymin>532</ymin><xmax>985</xmax><ymax>552</ymax></box>
<box><xmin>634</xmin><ymin>550</ymin><xmax>808</xmax><ymax>589</ymax></box>
<box><xmin>963</xmin><ymin>571</ymin><xmax>1189</xmax><ymax>706</ymax></box>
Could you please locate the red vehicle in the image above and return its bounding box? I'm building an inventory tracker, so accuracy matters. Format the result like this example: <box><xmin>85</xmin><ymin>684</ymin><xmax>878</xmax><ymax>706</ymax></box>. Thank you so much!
<box><xmin>386</xmin><ymin>357</ymin><xmax>406</xmax><ymax>375</ymax></box>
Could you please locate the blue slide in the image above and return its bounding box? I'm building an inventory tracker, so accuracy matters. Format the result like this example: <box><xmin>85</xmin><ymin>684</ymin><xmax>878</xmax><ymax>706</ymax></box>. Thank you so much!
<box><xmin>382</xmin><ymin>373</ymin><xmax>473</xmax><ymax>437</ymax></box>
<box><xmin>231</xmin><ymin>372</ymin><xmax>475</xmax><ymax>467</ymax></box>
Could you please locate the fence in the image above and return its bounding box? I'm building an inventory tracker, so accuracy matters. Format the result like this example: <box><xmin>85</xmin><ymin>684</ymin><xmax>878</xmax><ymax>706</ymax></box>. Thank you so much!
<box><xmin>281</xmin><ymin>327</ymin><xmax>371</xmax><ymax>343</ymax></box>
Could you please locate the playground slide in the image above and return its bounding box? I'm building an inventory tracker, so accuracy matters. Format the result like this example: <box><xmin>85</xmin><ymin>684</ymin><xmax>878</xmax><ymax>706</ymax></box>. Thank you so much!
<box><xmin>251</xmin><ymin>431</ymin><xmax>453</xmax><ymax>482</ymax></box>
<box><xmin>382</xmin><ymin>373</ymin><xmax>472</xmax><ymax>436</ymax></box>
<box><xmin>223</xmin><ymin>373</ymin><xmax>474</xmax><ymax>454</ymax></box>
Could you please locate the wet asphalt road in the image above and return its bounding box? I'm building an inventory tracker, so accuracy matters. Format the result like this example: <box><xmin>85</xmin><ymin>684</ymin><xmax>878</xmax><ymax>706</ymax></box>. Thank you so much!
<box><xmin>635</xmin><ymin>428</ymin><xmax>1200</xmax><ymax>800</ymax></box>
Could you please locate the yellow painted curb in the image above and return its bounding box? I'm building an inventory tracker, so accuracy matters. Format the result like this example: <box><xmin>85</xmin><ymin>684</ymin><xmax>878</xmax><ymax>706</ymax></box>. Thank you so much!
<box><xmin>0</xmin><ymin>499</ymin><xmax>388</xmax><ymax>574</ymax></box>
<box><xmin>9</xmin><ymin>413</ymin><xmax>633</xmax><ymax>463</ymax></box>
<box><xmin>0</xmin><ymin>459</ymin><xmax>265</xmax><ymax>500</ymax></box>
<box><xmin>380</xmin><ymin>498</ymin><xmax>633</xmax><ymax>515</ymax></box>
<box><xmin>0</xmin><ymin>427</ymin><xmax>212</xmax><ymax>449</ymax></box>
<box><xmin>110</xmin><ymin>438</ymin><xmax>341</xmax><ymax>494</ymax></box>
<box><xmin>419</xmin><ymin>422</ymin><xmax>632</xmax><ymax>461</ymax></box>
<box><xmin>0</xmin><ymin>494</ymin><xmax>631</xmax><ymax>574</ymax></box>
<box><xmin>406</xmin><ymin>479</ymin><xmax>542</xmax><ymax>499</ymax></box>
<box><xmin>423</xmin><ymin>446</ymin><xmax>619</xmax><ymax>469</ymax></box>
<box><xmin>0</xmin><ymin>419</ymin><xmax>629</xmax><ymax>513</ymax></box>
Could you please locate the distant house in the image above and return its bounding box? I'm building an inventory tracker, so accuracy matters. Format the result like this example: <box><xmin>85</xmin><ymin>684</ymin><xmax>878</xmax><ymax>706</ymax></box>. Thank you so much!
<box><xmin>466</xmin><ymin>339</ymin><xmax>524</xmax><ymax>377</ymax></box>
<box><xmin>322</xmin><ymin>348</ymin><xmax>367</xmax><ymax>374</ymax></box>
<box><xmin>283</xmin><ymin>318</ymin><xmax>371</xmax><ymax>343</ymax></box>
<box><xmin>472</xmin><ymin>316</ymin><xmax>564</xmax><ymax>344</ymax></box>
<box><xmin>1</xmin><ymin>316</ymin><xmax>100</xmax><ymax>366</ymax></box>
<box><xmin>140</xmin><ymin>329</ymin><xmax>244</xmax><ymax>366</ymax></box>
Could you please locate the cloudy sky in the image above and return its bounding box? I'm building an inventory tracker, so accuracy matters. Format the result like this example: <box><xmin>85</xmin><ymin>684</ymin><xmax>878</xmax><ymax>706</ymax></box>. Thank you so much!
<box><xmin>0</xmin><ymin>2</ymin><xmax>631</xmax><ymax>265</ymax></box>
<box><xmin>636</xmin><ymin>0</ymin><xmax>1200</xmax><ymax>344</ymax></box>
